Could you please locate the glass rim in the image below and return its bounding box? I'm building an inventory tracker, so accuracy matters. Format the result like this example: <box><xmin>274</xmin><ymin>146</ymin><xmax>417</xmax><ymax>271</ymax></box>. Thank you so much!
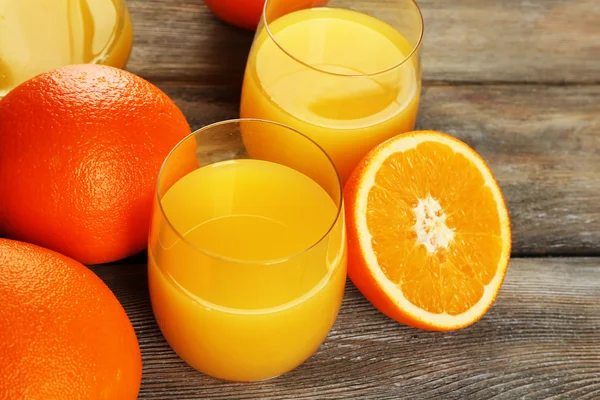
<box><xmin>155</xmin><ymin>118</ymin><xmax>344</xmax><ymax>266</ymax></box>
<box><xmin>261</xmin><ymin>0</ymin><xmax>424</xmax><ymax>78</ymax></box>
<box><xmin>94</xmin><ymin>0</ymin><xmax>128</xmax><ymax>64</ymax></box>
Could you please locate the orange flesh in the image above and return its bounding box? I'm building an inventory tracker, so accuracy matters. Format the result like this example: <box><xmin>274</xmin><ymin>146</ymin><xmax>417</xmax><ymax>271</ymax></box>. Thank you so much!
<box><xmin>366</xmin><ymin>142</ymin><xmax>503</xmax><ymax>315</ymax></box>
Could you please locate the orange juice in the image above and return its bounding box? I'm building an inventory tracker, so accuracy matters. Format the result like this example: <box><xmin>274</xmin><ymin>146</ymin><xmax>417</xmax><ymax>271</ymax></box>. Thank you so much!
<box><xmin>149</xmin><ymin>159</ymin><xmax>347</xmax><ymax>381</ymax></box>
<box><xmin>0</xmin><ymin>0</ymin><xmax>133</xmax><ymax>96</ymax></box>
<box><xmin>241</xmin><ymin>7</ymin><xmax>421</xmax><ymax>183</ymax></box>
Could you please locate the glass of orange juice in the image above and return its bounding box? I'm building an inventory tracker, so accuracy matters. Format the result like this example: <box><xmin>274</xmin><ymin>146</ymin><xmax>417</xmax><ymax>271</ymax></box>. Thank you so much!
<box><xmin>0</xmin><ymin>0</ymin><xmax>133</xmax><ymax>96</ymax></box>
<box><xmin>148</xmin><ymin>119</ymin><xmax>347</xmax><ymax>381</ymax></box>
<box><xmin>241</xmin><ymin>0</ymin><xmax>424</xmax><ymax>183</ymax></box>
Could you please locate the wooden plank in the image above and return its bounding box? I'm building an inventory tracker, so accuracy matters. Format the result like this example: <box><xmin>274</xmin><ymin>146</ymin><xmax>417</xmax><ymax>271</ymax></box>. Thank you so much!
<box><xmin>125</xmin><ymin>0</ymin><xmax>600</xmax><ymax>84</ymax></box>
<box><xmin>126</xmin><ymin>0</ymin><xmax>253</xmax><ymax>84</ymax></box>
<box><xmin>92</xmin><ymin>258</ymin><xmax>600</xmax><ymax>399</ymax></box>
<box><xmin>419</xmin><ymin>0</ymin><xmax>600</xmax><ymax>83</ymax></box>
<box><xmin>152</xmin><ymin>83</ymin><xmax>600</xmax><ymax>256</ymax></box>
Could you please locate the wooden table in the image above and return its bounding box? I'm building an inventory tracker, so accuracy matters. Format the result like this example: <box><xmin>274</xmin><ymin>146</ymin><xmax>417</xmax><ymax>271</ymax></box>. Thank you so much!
<box><xmin>94</xmin><ymin>1</ymin><xmax>600</xmax><ymax>398</ymax></box>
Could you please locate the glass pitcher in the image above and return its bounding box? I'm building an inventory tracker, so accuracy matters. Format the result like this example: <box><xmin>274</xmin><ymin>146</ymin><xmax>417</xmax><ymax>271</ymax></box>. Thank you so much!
<box><xmin>0</xmin><ymin>0</ymin><xmax>133</xmax><ymax>97</ymax></box>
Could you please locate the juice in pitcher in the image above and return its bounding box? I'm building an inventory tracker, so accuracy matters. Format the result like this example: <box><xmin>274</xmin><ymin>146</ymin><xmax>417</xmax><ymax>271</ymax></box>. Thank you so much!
<box><xmin>0</xmin><ymin>0</ymin><xmax>133</xmax><ymax>96</ymax></box>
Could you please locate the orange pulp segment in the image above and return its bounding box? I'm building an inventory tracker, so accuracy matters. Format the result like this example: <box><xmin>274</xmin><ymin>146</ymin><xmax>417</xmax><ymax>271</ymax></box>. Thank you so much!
<box><xmin>344</xmin><ymin>131</ymin><xmax>511</xmax><ymax>331</ymax></box>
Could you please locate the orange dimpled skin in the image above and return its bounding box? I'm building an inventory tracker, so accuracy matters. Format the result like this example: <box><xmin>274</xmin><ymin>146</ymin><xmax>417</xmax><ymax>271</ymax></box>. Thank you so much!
<box><xmin>0</xmin><ymin>64</ymin><xmax>191</xmax><ymax>264</ymax></box>
<box><xmin>0</xmin><ymin>238</ymin><xmax>142</xmax><ymax>399</ymax></box>
<box><xmin>203</xmin><ymin>0</ymin><xmax>330</xmax><ymax>30</ymax></box>
<box><xmin>204</xmin><ymin>0</ymin><xmax>266</xmax><ymax>30</ymax></box>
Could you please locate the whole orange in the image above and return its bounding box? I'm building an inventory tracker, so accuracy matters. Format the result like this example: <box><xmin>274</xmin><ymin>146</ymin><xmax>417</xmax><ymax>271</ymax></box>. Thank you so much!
<box><xmin>0</xmin><ymin>64</ymin><xmax>191</xmax><ymax>264</ymax></box>
<box><xmin>0</xmin><ymin>238</ymin><xmax>142</xmax><ymax>399</ymax></box>
<box><xmin>204</xmin><ymin>0</ymin><xmax>265</xmax><ymax>30</ymax></box>
<box><xmin>204</xmin><ymin>0</ymin><xmax>329</xmax><ymax>30</ymax></box>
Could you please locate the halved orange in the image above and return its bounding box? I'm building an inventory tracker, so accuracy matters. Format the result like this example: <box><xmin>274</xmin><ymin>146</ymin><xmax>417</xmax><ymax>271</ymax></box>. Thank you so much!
<box><xmin>345</xmin><ymin>131</ymin><xmax>511</xmax><ymax>331</ymax></box>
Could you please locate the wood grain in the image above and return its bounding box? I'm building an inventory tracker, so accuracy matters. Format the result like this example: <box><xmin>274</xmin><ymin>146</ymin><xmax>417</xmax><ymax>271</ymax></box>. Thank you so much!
<box><xmin>92</xmin><ymin>259</ymin><xmax>600</xmax><ymax>399</ymax></box>
<box><xmin>125</xmin><ymin>0</ymin><xmax>600</xmax><ymax>84</ymax></box>
<box><xmin>150</xmin><ymin>83</ymin><xmax>600</xmax><ymax>256</ymax></box>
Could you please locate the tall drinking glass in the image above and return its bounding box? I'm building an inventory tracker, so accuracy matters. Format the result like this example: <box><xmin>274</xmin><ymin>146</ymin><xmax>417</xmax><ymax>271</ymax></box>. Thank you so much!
<box><xmin>148</xmin><ymin>119</ymin><xmax>347</xmax><ymax>382</ymax></box>
<box><xmin>241</xmin><ymin>0</ymin><xmax>424</xmax><ymax>183</ymax></box>
<box><xmin>0</xmin><ymin>0</ymin><xmax>133</xmax><ymax>96</ymax></box>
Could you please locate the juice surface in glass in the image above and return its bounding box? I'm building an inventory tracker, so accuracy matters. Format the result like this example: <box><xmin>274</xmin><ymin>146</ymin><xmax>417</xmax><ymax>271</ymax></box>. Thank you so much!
<box><xmin>241</xmin><ymin>7</ymin><xmax>421</xmax><ymax>183</ymax></box>
<box><xmin>0</xmin><ymin>0</ymin><xmax>133</xmax><ymax>96</ymax></box>
<box><xmin>149</xmin><ymin>158</ymin><xmax>347</xmax><ymax>381</ymax></box>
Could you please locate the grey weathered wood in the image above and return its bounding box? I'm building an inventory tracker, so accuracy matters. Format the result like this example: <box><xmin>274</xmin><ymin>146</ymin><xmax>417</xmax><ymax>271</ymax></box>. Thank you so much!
<box><xmin>126</xmin><ymin>0</ymin><xmax>253</xmax><ymax>84</ymax></box>
<box><xmin>125</xmin><ymin>0</ymin><xmax>600</xmax><ymax>84</ymax></box>
<box><xmin>92</xmin><ymin>259</ymin><xmax>600</xmax><ymax>399</ymax></box>
<box><xmin>150</xmin><ymin>83</ymin><xmax>600</xmax><ymax>256</ymax></box>
<box><xmin>419</xmin><ymin>0</ymin><xmax>600</xmax><ymax>83</ymax></box>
